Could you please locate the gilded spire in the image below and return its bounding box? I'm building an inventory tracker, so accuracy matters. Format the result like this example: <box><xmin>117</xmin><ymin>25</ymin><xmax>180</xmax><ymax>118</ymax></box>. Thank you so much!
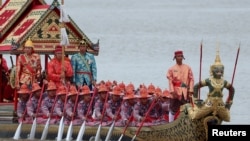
<box><xmin>24</xmin><ymin>37</ymin><xmax>34</xmax><ymax>48</ymax></box>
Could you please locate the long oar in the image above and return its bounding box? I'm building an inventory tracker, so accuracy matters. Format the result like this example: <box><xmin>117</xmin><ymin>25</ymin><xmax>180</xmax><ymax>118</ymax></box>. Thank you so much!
<box><xmin>118</xmin><ymin>114</ymin><xmax>133</xmax><ymax>141</ymax></box>
<box><xmin>13</xmin><ymin>92</ymin><xmax>33</xmax><ymax>140</ymax></box>
<box><xmin>57</xmin><ymin>86</ymin><xmax>69</xmax><ymax>141</ymax></box>
<box><xmin>41</xmin><ymin>95</ymin><xmax>58</xmax><ymax>140</ymax></box>
<box><xmin>76</xmin><ymin>87</ymin><xmax>98</xmax><ymax>141</ymax></box>
<box><xmin>131</xmin><ymin>99</ymin><xmax>157</xmax><ymax>141</ymax></box>
<box><xmin>28</xmin><ymin>84</ymin><xmax>45</xmax><ymax>140</ymax></box>
<box><xmin>65</xmin><ymin>89</ymin><xmax>80</xmax><ymax>141</ymax></box>
<box><xmin>105</xmin><ymin>99</ymin><xmax>124</xmax><ymax>141</ymax></box>
<box><xmin>94</xmin><ymin>91</ymin><xmax>109</xmax><ymax>141</ymax></box>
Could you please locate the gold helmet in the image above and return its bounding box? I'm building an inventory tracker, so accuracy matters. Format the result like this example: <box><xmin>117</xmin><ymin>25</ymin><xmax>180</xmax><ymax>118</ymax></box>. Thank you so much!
<box><xmin>210</xmin><ymin>49</ymin><xmax>224</xmax><ymax>77</ymax></box>
<box><xmin>24</xmin><ymin>38</ymin><xmax>34</xmax><ymax>48</ymax></box>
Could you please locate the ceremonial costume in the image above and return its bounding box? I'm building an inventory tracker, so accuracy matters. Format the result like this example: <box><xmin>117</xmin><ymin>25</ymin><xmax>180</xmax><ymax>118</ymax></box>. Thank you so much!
<box><xmin>71</xmin><ymin>42</ymin><xmax>97</xmax><ymax>90</ymax></box>
<box><xmin>0</xmin><ymin>57</ymin><xmax>10</xmax><ymax>102</ymax></box>
<box><xmin>77</xmin><ymin>85</ymin><xmax>95</xmax><ymax>126</ymax></box>
<box><xmin>38</xmin><ymin>81</ymin><xmax>57</xmax><ymax>124</ymax></box>
<box><xmin>54</xmin><ymin>85</ymin><xmax>67</xmax><ymax>124</ymax></box>
<box><xmin>64</xmin><ymin>85</ymin><xmax>79</xmax><ymax>125</ymax></box>
<box><xmin>189</xmin><ymin>50</ymin><xmax>235</xmax><ymax>122</ymax></box>
<box><xmin>47</xmin><ymin>46</ymin><xmax>73</xmax><ymax>88</ymax></box>
<box><xmin>166</xmin><ymin>50</ymin><xmax>194</xmax><ymax>122</ymax></box>
<box><xmin>17</xmin><ymin>84</ymin><xmax>32</xmax><ymax>123</ymax></box>
<box><xmin>106</xmin><ymin>86</ymin><xmax>124</xmax><ymax>126</ymax></box>
<box><xmin>15</xmin><ymin>38</ymin><xmax>42</xmax><ymax>89</ymax></box>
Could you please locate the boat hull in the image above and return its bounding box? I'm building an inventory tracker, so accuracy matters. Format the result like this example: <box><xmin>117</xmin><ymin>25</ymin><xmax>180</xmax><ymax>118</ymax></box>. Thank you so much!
<box><xmin>0</xmin><ymin>104</ymin><xmax>221</xmax><ymax>141</ymax></box>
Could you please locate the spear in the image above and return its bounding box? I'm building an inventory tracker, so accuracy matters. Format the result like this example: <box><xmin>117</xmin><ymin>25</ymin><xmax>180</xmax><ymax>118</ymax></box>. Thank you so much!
<box><xmin>198</xmin><ymin>41</ymin><xmax>202</xmax><ymax>100</ymax></box>
<box><xmin>226</xmin><ymin>45</ymin><xmax>240</xmax><ymax>103</ymax></box>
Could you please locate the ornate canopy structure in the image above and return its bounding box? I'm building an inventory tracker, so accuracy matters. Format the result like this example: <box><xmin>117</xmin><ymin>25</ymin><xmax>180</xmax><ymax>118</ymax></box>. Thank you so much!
<box><xmin>0</xmin><ymin>0</ymin><xmax>99</xmax><ymax>55</ymax></box>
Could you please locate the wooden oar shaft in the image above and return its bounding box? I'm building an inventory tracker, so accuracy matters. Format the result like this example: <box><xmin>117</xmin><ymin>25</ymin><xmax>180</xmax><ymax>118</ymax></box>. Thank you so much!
<box><xmin>198</xmin><ymin>41</ymin><xmax>202</xmax><ymax>100</ymax></box>
<box><xmin>135</xmin><ymin>99</ymin><xmax>157</xmax><ymax>136</ymax></box>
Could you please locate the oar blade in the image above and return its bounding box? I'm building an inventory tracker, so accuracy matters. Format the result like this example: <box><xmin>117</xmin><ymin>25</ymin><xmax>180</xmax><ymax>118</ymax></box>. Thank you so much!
<box><xmin>65</xmin><ymin>121</ymin><xmax>73</xmax><ymax>141</ymax></box>
<box><xmin>28</xmin><ymin>118</ymin><xmax>37</xmax><ymax>140</ymax></box>
<box><xmin>56</xmin><ymin>116</ymin><xmax>64</xmax><ymax>141</ymax></box>
<box><xmin>13</xmin><ymin>122</ymin><xmax>22</xmax><ymax>140</ymax></box>
<box><xmin>118</xmin><ymin>134</ymin><xmax>124</xmax><ymax>141</ymax></box>
<box><xmin>131</xmin><ymin>135</ymin><xmax>136</xmax><ymax>141</ymax></box>
<box><xmin>41</xmin><ymin>118</ymin><xmax>50</xmax><ymax>140</ymax></box>
<box><xmin>94</xmin><ymin>124</ymin><xmax>102</xmax><ymax>141</ymax></box>
<box><xmin>76</xmin><ymin>121</ymin><xmax>86</xmax><ymax>141</ymax></box>
<box><xmin>105</xmin><ymin>121</ymin><xmax>115</xmax><ymax>141</ymax></box>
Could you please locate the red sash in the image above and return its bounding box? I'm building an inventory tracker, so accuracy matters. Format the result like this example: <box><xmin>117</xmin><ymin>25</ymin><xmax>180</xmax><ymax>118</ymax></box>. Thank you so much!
<box><xmin>20</xmin><ymin>55</ymin><xmax>36</xmax><ymax>74</ymax></box>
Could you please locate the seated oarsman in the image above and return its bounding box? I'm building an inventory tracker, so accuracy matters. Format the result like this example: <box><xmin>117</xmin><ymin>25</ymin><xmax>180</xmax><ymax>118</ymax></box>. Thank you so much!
<box><xmin>120</xmin><ymin>90</ymin><xmax>138</xmax><ymax>126</ymax></box>
<box><xmin>17</xmin><ymin>84</ymin><xmax>32</xmax><ymax>123</ymax></box>
<box><xmin>125</xmin><ymin>82</ymin><xmax>135</xmax><ymax>95</ymax></box>
<box><xmin>54</xmin><ymin>85</ymin><xmax>67</xmax><ymax>124</ymax></box>
<box><xmin>118</xmin><ymin>81</ymin><xmax>126</xmax><ymax>93</ymax></box>
<box><xmin>77</xmin><ymin>85</ymin><xmax>96</xmax><ymax>126</ymax></box>
<box><xmin>93</xmin><ymin>83</ymin><xmax>111</xmax><ymax>126</ymax></box>
<box><xmin>133</xmin><ymin>87</ymin><xmax>159</xmax><ymax>126</ymax></box>
<box><xmin>147</xmin><ymin>83</ymin><xmax>156</xmax><ymax>95</ymax></box>
<box><xmin>65</xmin><ymin>85</ymin><xmax>79</xmax><ymax>125</ymax></box>
<box><xmin>38</xmin><ymin>81</ymin><xmax>57</xmax><ymax>124</ymax></box>
<box><xmin>159</xmin><ymin>89</ymin><xmax>171</xmax><ymax>123</ymax></box>
<box><xmin>106</xmin><ymin>85</ymin><xmax>124</xmax><ymax>126</ymax></box>
<box><xmin>26</xmin><ymin>82</ymin><xmax>44</xmax><ymax>122</ymax></box>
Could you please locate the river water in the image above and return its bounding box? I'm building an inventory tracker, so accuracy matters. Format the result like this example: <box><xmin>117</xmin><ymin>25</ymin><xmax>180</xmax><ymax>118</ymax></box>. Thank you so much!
<box><xmin>3</xmin><ymin>0</ymin><xmax>250</xmax><ymax>124</ymax></box>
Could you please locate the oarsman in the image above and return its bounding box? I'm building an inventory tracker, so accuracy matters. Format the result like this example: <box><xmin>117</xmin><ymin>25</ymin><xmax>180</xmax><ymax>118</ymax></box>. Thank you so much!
<box><xmin>54</xmin><ymin>85</ymin><xmax>67</xmax><ymax>124</ymax></box>
<box><xmin>166</xmin><ymin>50</ymin><xmax>194</xmax><ymax>122</ymax></box>
<box><xmin>93</xmin><ymin>83</ymin><xmax>110</xmax><ymax>125</ymax></box>
<box><xmin>125</xmin><ymin>82</ymin><xmax>135</xmax><ymax>95</ymax></box>
<box><xmin>15</xmin><ymin>38</ymin><xmax>42</xmax><ymax>90</ymax></box>
<box><xmin>106</xmin><ymin>85</ymin><xmax>124</xmax><ymax>126</ymax></box>
<box><xmin>120</xmin><ymin>90</ymin><xmax>138</xmax><ymax>126</ymax></box>
<box><xmin>147</xmin><ymin>83</ymin><xmax>156</xmax><ymax>95</ymax></box>
<box><xmin>47</xmin><ymin>45</ymin><xmax>73</xmax><ymax>88</ymax></box>
<box><xmin>118</xmin><ymin>81</ymin><xmax>126</xmax><ymax>93</ymax></box>
<box><xmin>133</xmin><ymin>87</ymin><xmax>158</xmax><ymax>126</ymax></box>
<box><xmin>64</xmin><ymin>85</ymin><xmax>79</xmax><ymax>125</ymax></box>
<box><xmin>38</xmin><ymin>81</ymin><xmax>57</xmax><ymax>124</ymax></box>
<box><xmin>160</xmin><ymin>89</ymin><xmax>171</xmax><ymax>123</ymax></box>
<box><xmin>105</xmin><ymin>80</ymin><xmax>113</xmax><ymax>92</ymax></box>
<box><xmin>77</xmin><ymin>85</ymin><xmax>96</xmax><ymax>126</ymax></box>
<box><xmin>17</xmin><ymin>84</ymin><xmax>32</xmax><ymax>123</ymax></box>
<box><xmin>71</xmin><ymin>40</ymin><xmax>97</xmax><ymax>90</ymax></box>
<box><xmin>26</xmin><ymin>82</ymin><xmax>44</xmax><ymax>122</ymax></box>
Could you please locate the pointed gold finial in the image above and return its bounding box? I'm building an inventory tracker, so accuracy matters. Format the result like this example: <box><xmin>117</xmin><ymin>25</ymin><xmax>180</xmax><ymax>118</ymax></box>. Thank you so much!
<box><xmin>24</xmin><ymin>37</ymin><xmax>34</xmax><ymax>48</ymax></box>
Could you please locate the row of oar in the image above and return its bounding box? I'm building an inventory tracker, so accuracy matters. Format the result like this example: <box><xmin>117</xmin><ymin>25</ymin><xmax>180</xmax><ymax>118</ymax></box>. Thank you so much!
<box><xmin>13</xmin><ymin>85</ymin><xmax>158</xmax><ymax>141</ymax></box>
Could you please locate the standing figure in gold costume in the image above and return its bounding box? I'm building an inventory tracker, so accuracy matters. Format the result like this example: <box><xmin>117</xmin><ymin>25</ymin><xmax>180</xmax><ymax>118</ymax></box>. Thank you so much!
<box><xmin>189</xmin><ymin>50</ymin><xmax>235</xmax><ymax>122</ymax></box>
<box><xmin>15</xmin><ymin>38</ymin><xmax>42</xmax><ymax>90</ymax></box>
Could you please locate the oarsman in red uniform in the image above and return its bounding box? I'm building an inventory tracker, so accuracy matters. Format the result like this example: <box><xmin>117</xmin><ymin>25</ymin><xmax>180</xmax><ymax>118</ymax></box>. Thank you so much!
<box><xmin>166</xmin><ymin>50</ymin><xmax>194</xmax><ymax>122</ymax></box>
<box><xmin>160</xmin><ymin>89</ymin><xmax>171</xmax><ymax>123</ymax></box>
<box><xmin>120</xmin><ymin>90</ymin><xmax>138</xmax><ymax>126</ymax></box>
<box><xmin>106</xmin><ymin>85</ymin><xmax>124</xmax><ymax>126</ymax></box>
<box><xmin>133</xmin><ymin>88</ymin><xmax>158</xmax><ymax>126</ymax></box>
<box><xmin>17</xmin><ymin>84</ymin><xmax>32</xmax><ymax>123</ymax></box>
<box><xmin>77</xmin><ymin>85</ymin><xmax>96</xmax><ymax>126</ymax></box>
<box><xmin>47</xmin><ymin>45</ymin><xmax>73</xmax><ymax>88</ymax></box>
<box><xmin>147</xmin><ymin>83</ymin><xmax>156</xmax><ymax>95</ymax></box>
<box><xmin>65</xmin><ymin>85</ymin><xmax>79</xmax><ymax>125</ymax></box>
<box><xmin>93</xmin><ymin>84</ymin><xmax>110</xmax><ymax>126</ymax></box>
<box><xmin>54</xmin><ymin>85</ymin><xmax>67</xmax><ymax>124</ymax></box>
<box><xmin>38</xmin><ymin>81</ymin><xmax>57</xmax><ymax>124</ymax></box>
<box><xmin>16</xmin><ymin>38</ymin><xmax>42</xmax><ymax>90</ymax></box>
